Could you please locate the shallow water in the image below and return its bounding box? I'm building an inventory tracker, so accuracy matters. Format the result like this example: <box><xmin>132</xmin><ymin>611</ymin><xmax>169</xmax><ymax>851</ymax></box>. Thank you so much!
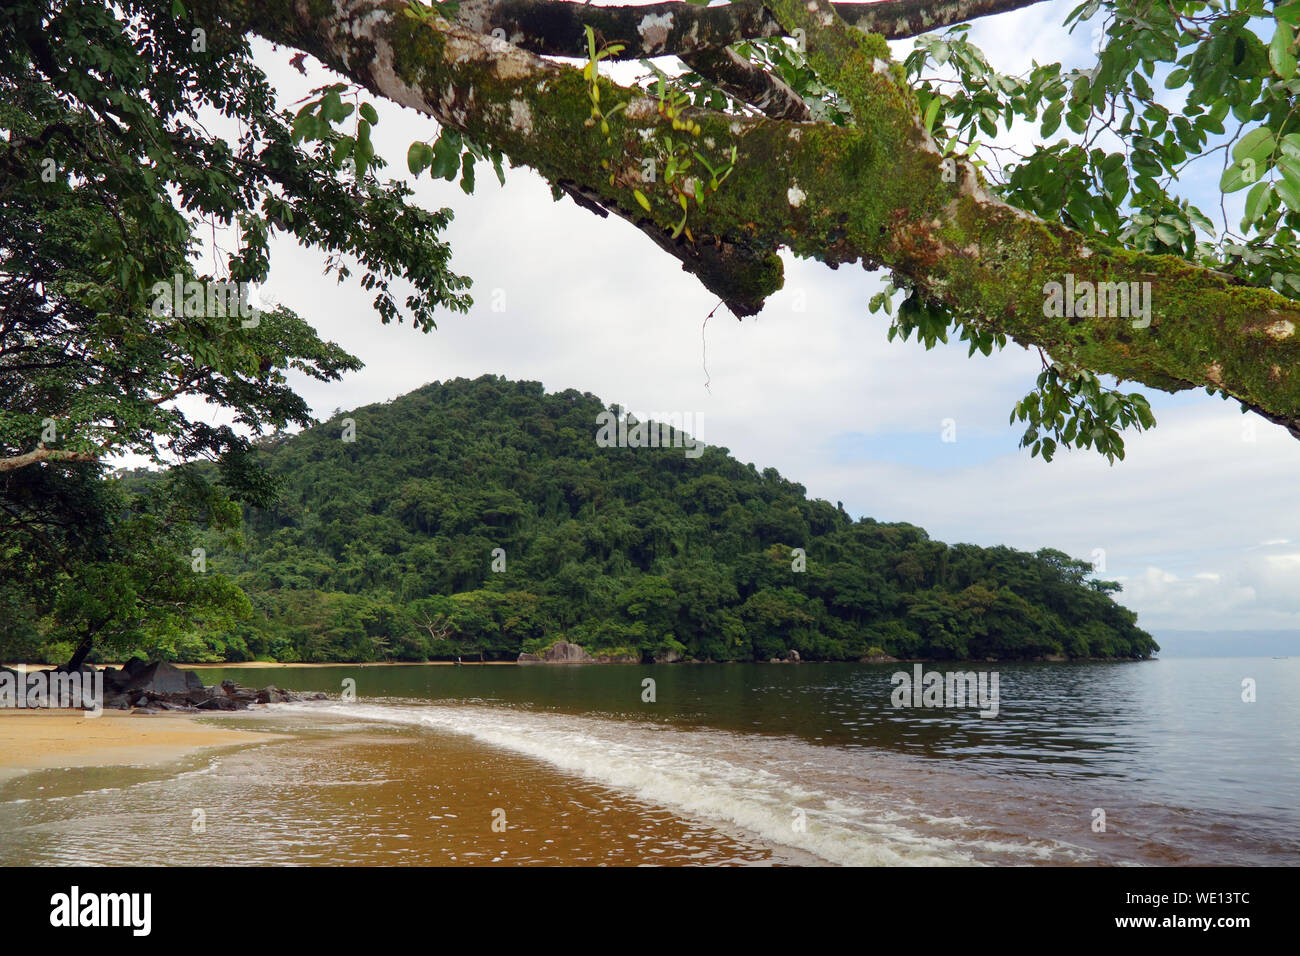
<box><xmin>1</xmin><ymin>658</ymin><xmax>1295</xmax><ymax>865</ymax></box>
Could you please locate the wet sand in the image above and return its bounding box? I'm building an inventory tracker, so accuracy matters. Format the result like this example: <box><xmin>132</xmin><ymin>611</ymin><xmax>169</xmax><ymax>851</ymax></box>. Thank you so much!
<box><xmin>0</xmin><ymin>711</ymin><xmax>283</xmax><ymax>783</ymax></box>
<box><xmin>0</xmin><ymin>710</ymin><xmax>806</xmax><ymax>866</ymax></box>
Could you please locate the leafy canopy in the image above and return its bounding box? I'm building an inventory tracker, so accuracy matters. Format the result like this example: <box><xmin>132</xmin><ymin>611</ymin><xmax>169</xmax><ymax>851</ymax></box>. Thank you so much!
<box><xmin>871</xmin><ymin>0</ymin><xmax>1300</xmax><ymax>460</ymax></box>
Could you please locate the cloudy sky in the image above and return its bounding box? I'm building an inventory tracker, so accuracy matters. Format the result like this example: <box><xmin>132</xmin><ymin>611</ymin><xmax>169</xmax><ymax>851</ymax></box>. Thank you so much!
<box><xmin>219</xmin><ymin>1</ymin><xmax>1300</xmax><ymax>636</ymax></box>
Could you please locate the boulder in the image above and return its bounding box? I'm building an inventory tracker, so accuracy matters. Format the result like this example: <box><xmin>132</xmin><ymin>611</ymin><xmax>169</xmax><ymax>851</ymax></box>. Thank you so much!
<box><xmin>102</xmin><ymin>691</ymin><xmax>131</xmax><ymax>710</ymax></box>
<box><xmin>124</xmin><ymin>661</ymin><xmax>202</xmax><ymax>696</ymax></box>
<box><xmin>185</xmin><ymin>685</ymin><xmax>221</xmax><ymax>705</ymax></box>
<box><xmin>255</xmin><ymin>686</ymin><xmax>289</xmax><ymax>704</ymax></box>
<box><xmin>542</xmin><ymin>641</ymin><xmax>592</xmax><ymax>663</ymax></box>
<box><xmin>516</xmin><ymin>652</ymin><xmax>542</xmax><ymax>663</ymax></box>
<box><xmin>196</xmin><ymin>695</ymin><xmax>236</xmax><ymax>711</ymax></box>
<box><xmin>8</xmin><ymin>659</ymin><xmax>326</xmax><ymax>711</ymax></box>
<box><xmin>786</xmin><ymin>649</ymin><xmax>801</xmax><ymax>663</ymax></box>
<box><xmin>594</xmin><ymin>651</ymin><xmax>641</xmax><ymax>664</ymax></box>
<box><xmin>122</xmin><ymin>657</ymin><xmax>150</xmax><ymax>678</ymax></box>
<box><xmin>653</xmin><ymin>650</ymin><xmax>681</xmax><ymax>664</ymax></box>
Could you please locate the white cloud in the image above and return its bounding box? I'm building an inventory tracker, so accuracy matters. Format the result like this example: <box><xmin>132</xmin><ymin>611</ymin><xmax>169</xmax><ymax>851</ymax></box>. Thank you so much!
<box><xmin>1124</xmin><ymin>548</ymin><xmax>1300</xmax><ymax>630</ymax></box>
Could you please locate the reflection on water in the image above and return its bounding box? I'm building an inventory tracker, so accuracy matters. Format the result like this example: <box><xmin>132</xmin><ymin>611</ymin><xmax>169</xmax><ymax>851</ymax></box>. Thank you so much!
<box><xmin>1</xmin><ymin>658</ymin><xmax>1296</xmax><ymax>865</ymax></box>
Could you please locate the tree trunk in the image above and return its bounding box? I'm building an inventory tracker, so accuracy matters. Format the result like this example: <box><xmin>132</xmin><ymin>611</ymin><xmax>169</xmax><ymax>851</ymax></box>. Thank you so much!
<box><xmin>65</xmin><ymin>633</ymin><xmax>95</xmax><ymax>671</ymax></box>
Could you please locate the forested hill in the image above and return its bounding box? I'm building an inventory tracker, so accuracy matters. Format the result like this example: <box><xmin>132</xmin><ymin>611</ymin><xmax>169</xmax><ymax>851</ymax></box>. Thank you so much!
<box><xmin>199</xmin><ymin>375</ymin><xmax>1156</xmax><ymax>663</ymax></box>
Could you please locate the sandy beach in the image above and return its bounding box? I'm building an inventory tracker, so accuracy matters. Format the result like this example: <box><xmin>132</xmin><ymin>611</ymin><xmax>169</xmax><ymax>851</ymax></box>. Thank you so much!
<box><xmin>0</xmin><ymin>710</ymin><xmax>282</xmax><ymax>783</ymax></box>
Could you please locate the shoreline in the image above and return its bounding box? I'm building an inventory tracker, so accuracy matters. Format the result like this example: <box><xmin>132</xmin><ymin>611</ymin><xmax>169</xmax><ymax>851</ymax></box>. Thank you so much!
<box><xmin>0</xmin><ymin>710</ymin><xmax>285</xmax><ymax>783</ymax></box>
<box><xmin>187</xmin><ymin>660</ymin><xmax>517</xmax><ymax>668</ymax></box>
<box><xmin>3</xmin><ymin>657</ymin><xmax>1158</xmax><ymax>670</ymax></box>
<box><xmin>3</xmin><ymin>660</ymin><xmax>515</xmax><ymax>670</ymax></box>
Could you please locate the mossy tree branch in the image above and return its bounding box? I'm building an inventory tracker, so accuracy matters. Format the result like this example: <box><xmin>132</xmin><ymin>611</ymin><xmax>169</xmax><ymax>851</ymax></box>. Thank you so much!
<box><xmin>0</xmin><ymin>448</ymin><xmax>99</xmax><ymax>472</ymax></box>
<box><xmin>679</xmin><ymin>47</ymin><xmax>812</xmax><ymax>122</ymax></box>
<box><xmin>222</xmin><ymin>0</ymin><xmax>1300</xmax><ymax>436</ymax></box>
<box><xmin>452</xmin><ymin>0</ymin><xmax>1053</xmax><ymax>59</ymax></box>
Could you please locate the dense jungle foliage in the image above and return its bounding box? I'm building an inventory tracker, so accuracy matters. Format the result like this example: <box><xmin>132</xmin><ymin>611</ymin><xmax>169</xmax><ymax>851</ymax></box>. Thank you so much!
<box><xmin>5</xmin><ymin>375</ymin><xmax>1155</xmax><ymax>665</ymax></box>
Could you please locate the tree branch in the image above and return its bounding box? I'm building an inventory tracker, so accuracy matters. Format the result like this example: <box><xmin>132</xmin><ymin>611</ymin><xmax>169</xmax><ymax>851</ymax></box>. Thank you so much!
<box><xmin>0</xmin><ymin>448</ymin><xmax>99</xmax><ymax>472</ymax></box>
<box><xmin>221</xmin><ymin>0</ymin><xmax>1300</xmax><ymax>434</ymax></box>
<box><xmin>680</xmin><ymin>47</ymin><xmax>812</xmax><ymax>121</ymax></box>
<box><xmin>452</xmin><ymin>0</ymin><xmax>1052</xmax><ymax>59</ymax></box>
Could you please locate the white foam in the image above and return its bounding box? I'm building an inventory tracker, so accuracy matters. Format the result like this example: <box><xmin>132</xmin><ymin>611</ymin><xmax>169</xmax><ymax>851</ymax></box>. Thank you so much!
<box><xmin>272</xmin><ymin>701</ymin><xmax>1083</xmax><ymax>866</ymax></box>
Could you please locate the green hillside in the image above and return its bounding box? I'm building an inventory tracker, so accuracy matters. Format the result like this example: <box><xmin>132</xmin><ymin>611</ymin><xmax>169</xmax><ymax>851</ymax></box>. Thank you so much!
<box><xmin>179</xmin><ymin>375</ymin><xmax>1156</xmax><ymax>663</ymax></box>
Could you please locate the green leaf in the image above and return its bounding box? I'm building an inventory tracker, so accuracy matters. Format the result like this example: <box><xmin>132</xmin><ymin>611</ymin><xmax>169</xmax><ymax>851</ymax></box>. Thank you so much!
<box><xmin>1153</xmin><ymin>223</ymin><xmax>1180</xmax><ymax>246</ymax></box>
<box><xmin>1279</xmin><ymin>153</ymin><xmax>1300</xmax><ymax>188</ymax></box>
<box><xmin>1221</xmin><ymin>130</ymin><xmax>1273</xmax><ymax>193</ymax></box>
<box><xmin>459</xmin><ymin>152</ymin><xmax>476</xmax><ymax>194</ymax></box>
<box><xmin>633</xmin><ymin>189</ymin><xmax>652</xmax><ymax>212</ymax></box>
<box><xmin>430</xmin><ymin>135</ymin><xmax>460</xmax><ymax>180</ymax></box>
<box><xmin>332</xmin><ymin>135</ymin><xmax>355</xmax><ymax>168</ymax></box>
<box><xmin>406</xmin><ymin>141</ymin><xmax>433</xmax><ymax>175</ymax></box>
<box><xmin>353</xmin><ymin>134</ymin><xmax>373</xmax><ymax>181</ymax></box>
<box><xmin>1271</xmin><ymin>24</ymin><xmax>1297</xmax><ymax>79</ymax></box>
<box><xmin>1242</xmin><ymin>180</ymin><xmax>1271</xmax><ymax>228</ymax></box>
<box><xmin>1041</xmin><ymin>103</ymin><xmax>1063</xmax><ymax>137</ymax></box>
<box><xmin>1220</xmin><ymin>161</ymin><xmax>1255</xmax><ymax>194</ymax></box>
<box><xmin>923</xmin><ymin>96</ymin><xmax>941</xmax><ymax>135</ymax></box>
<box><xmin>321</xmin><ymin>90</ymin><xmax>343</xmax><ymax>122</ymax></box>
<box><xmin>1277</xmin><ymin>165</ymin><xmax>1300</xmax><ymax>211</ymax></box>
<box><xmin>291</xmin><ymin>111</ymin><xmax>318</xmax><ymax>143</ymax></box>
<box><xmin>1232</xmin><ymin>127</ymin><xmax>1275</xmax><ymax>166</ymax></box>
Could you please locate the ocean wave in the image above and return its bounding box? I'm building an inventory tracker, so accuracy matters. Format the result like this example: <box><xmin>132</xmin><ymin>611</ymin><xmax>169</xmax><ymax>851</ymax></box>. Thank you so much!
<box><xmin>272</xmin><ymin>700</ymin><xmax>1085</xmax><ymax>866</ymax></box>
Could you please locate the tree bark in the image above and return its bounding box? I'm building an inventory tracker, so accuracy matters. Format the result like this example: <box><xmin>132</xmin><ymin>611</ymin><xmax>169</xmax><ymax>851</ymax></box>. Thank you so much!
<box><xmin>0</xmin><ymin>448</ymin><xmax>98</xmax><ymax>472</ymax></box>
<box><xmin>65</xmin><ymin>632</ymin><xmax>96</xmax><ymax>671</ymax></box>
<box><xmin>452</xmin><ymin>0</ymin><xmax>1052</xmax><ymax>59</ymax></box>
<box><xmin>213</xmin><ymin>0</ymin><xmax>1300</xmax><ymax>435</ymax></box>
<box><xmin>679</xmin><ymin>47</ymin><xmax>812</xmax><ymax>122</ymax></box>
